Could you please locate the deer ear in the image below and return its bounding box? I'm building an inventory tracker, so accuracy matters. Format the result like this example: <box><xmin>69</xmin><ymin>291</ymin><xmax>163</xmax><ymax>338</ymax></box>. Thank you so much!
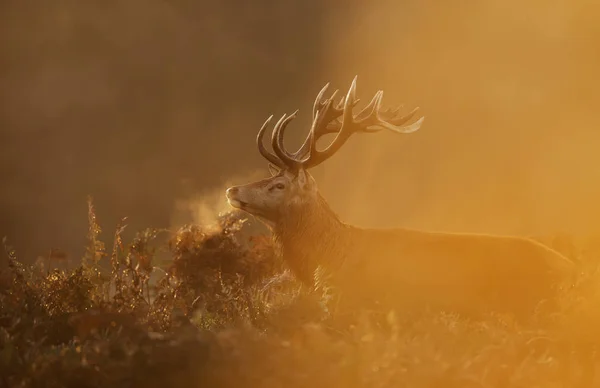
<box><xmin>268</xmin><ymin>164</ymin><xmax>280</xmax><ymax>176</ymax></box>
<box><xmin>296</xmin><ymin>169</ymin><xmax>316</xmax><ymax>191</ymax></box>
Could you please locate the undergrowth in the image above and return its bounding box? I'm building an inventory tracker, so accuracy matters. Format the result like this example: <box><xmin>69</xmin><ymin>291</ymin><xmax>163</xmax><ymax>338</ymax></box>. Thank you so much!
<box><xmin>2</xmin><ymin>197</ymin><xmax>600</xmax><ymax>387</ymax></box>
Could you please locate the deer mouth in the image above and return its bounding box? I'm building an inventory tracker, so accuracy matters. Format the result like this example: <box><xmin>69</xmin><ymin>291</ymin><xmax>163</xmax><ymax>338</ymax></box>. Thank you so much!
<box><xmin>227</xmin><ymin>197</ymin><xmax>270</xmax><ymax>219</ymax></box>
<box><xmin>227</xmin><ymin>198</ymin><xmax>246</xmax><ymax>209</ymax></box>
<box><xmin>226</xmin><ymin>196</ymin><xmax>254</xmax><ymax>212</ymax></box>
<box><xmin>226</xmin><ymin>189</ymin><xmax>270</xmax><ymax>218</ymax></box>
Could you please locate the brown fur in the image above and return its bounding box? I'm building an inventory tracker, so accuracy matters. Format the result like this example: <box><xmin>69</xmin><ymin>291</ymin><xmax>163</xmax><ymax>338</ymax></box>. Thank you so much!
<box><xmin>226</xmin><ymin>77</ymin><xmax>577</xmax><ymax>320</ymax></box>
<box><xmin>227</xmin><ymin>169</ymin><xmax>577</xmax><ymax>321</ymax></box>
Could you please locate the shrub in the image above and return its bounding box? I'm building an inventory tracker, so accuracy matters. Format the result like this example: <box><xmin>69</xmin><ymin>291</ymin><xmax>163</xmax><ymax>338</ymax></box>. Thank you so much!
<box><xmin>2</xmin><ymin>198</ymin><xmax>600</xmax><ymax>387</ymax></box>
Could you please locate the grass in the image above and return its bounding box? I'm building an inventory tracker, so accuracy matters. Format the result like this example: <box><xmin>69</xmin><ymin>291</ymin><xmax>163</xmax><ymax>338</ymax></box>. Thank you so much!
<box><xmin>2</xmin><ymin>197</ymin><xmax>600</xmax><ymax>387</ymax></box>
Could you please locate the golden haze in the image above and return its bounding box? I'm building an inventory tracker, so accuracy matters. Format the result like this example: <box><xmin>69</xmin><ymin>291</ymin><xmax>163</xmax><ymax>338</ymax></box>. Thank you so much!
<box><xmin>310</xmin><ymin>0</ymin><xmax>600</xmax><ymax>239</ymax></box>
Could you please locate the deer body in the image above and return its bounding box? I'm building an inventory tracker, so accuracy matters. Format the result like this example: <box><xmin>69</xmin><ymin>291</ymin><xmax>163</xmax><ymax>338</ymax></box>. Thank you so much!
<box><xmin>226</xmin><ymin>77</ymin><xmax>576</xmax><ymax>320</ymax></box>
<box><xmin>267</xmin><ymin>188</ymin><xmax>573</xmax><ymax>319</ymax></box>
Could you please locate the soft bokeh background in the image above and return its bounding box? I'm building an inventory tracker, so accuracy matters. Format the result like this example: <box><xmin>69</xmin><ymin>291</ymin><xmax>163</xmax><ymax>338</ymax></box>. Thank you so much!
<box><xmin>2</xmin><ymin>0</ymin><xmax>600</xmax><ymax>262</ymax></box>
<box><xmin>320</xmin><ymin>0</ymin><xmax>600</xmax><ymax>234</ymax></box>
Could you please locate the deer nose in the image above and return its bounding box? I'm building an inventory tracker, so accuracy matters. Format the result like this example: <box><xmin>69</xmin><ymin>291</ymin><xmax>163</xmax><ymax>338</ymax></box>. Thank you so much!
<box><xmin>226</xmin><ymin>187</ymin><xmax>238</xmax><ymax>198</ymax></box>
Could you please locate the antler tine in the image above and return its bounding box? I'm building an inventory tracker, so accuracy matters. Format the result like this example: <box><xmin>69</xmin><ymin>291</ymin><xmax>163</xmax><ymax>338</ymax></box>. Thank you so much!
<box><xmin>275</xmin><ymin>110</ymin><xmax>302</xmax><ymax>164</ymax></box>
<box><xmin>388</xmin><ymin>106</ymin><xmax>421</xmax><ymax>128</ymax></box>
<box><xmin>365</xmin><ymin>91</ymin><xmax>424</xmax><ymax>134</ymax></box>
<box><xmin>256</xmin><ymin>115</ymin><xmax>287</xmax><ymax>169</ymax></box>
<box><xmin>300</xmin><ymin>77</ymin><xmax>366</xmax><ymax>167</ymax></box>
<box><xmin>269</xmin><ymin>113</ymin><xmax>302</xmax><ymax>170</ymax></box>
<box><xmin>312</xmin><ymin>82</ymin><xmax>331</xmax><ymax>121</ymax></box>
<box><xmin>296</xmin><ymin>78</ymin><xmax>369</xmax><ymax>167</ymax></box>
<box><xmin>290</xmin><ymin>81</ymin><xmax>360</xmax><ymax>160</ymax></box>
<box><xmin>256</xmin><ymin>76</ymin><xmax>423</xmax><ymax>172</ymax></box>
<box><xmin>324</xmin><ymin>103</ymin><xmax>420</xmax><ymax>135</ymax></box>
<box><xmin>301</xmin><ymin>76</ymin><xmax>424</xmax><ymax>169</ymax></box>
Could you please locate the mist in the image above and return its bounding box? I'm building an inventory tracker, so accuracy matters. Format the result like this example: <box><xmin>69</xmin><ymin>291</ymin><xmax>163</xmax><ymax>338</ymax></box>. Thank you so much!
<box><xmin>319</xmin><ymin>0</ymin><xmax>600</xmax><ymax>237</ymax></box>
<box><xmin>2</xmin><ymin>0</ymin><xmax>600</xmax><ymax>263</ymax></box>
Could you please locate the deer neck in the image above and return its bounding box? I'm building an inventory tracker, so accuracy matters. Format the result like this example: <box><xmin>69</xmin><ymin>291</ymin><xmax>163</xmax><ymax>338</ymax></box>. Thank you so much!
<box><xmin>272</xmin><ymin>194</ymin><xmax>350</xmax><ymax>285</ymax></box>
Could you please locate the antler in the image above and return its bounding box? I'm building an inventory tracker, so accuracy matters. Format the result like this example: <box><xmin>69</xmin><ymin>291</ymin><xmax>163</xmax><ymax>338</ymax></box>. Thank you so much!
<box><xmin>291</xmin><ymin>79</ymin><xmax>422</xmax><ymax>160</ymax></box>
<box><xmin>256</xmin><ymin>76</ymin><xmax>424</xmax><ymax>171</ymax></box>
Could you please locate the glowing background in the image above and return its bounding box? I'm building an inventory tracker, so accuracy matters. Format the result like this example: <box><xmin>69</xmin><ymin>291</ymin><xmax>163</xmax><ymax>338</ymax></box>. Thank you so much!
<box><xmin>2</xmin><ymin>0</ymin><xmax>600</xmax><ymax>261</ymax></box>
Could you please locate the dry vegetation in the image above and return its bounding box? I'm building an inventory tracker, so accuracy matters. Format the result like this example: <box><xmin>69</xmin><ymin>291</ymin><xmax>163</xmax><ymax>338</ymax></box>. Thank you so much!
<box><xmin>2</xmin><ymin>197</ymin><xmax>600</xmax><ymax>387</ymax></box>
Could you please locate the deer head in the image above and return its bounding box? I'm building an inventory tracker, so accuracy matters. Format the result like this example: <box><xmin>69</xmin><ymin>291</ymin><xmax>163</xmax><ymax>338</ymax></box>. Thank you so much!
<box><xmin>225</xmin><ymin>76</ymin><xmax>424</xmax><ymax>227</ymax></box>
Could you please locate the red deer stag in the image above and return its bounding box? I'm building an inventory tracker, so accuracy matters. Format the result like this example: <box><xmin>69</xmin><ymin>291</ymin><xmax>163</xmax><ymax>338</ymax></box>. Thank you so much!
<box><xmin>226</xmin><ymin>76</ymin><xmax>576</xmax><ymax>321</ymax></box>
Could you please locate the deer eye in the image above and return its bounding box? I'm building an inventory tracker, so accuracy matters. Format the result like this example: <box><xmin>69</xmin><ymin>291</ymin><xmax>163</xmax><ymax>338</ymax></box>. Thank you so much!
<box><xmin>275</xmin><ymin>183</ymin><xmax>285</xmax><ymax>190</ymax></box>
